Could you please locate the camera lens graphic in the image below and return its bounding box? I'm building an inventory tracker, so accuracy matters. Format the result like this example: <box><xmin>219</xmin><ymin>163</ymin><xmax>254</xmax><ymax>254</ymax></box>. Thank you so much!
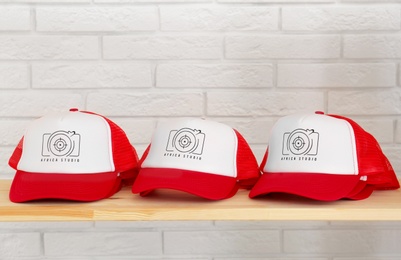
<box><xmin>48</xmin><ymin>132</ymin><xmax>73</xmax><ymax>156</ymax></box>
<box><xmin>173</xmin><ymin>129</ymin><xmax>197</xmax><ymax>153</ymax></box>
<box><xmin>54</xmin><ymin>138</ymin><xmax>67</xmax><ymax>151</ymax></box>
<box><xmin>178</xmin><ymin>135</ymin><xmax>191</xmax><ymax>148</ymax></box>
<box><xmin>288</xmin><ymin>131</ymin><xmax>310</xmax><ymax>155</ymax></box>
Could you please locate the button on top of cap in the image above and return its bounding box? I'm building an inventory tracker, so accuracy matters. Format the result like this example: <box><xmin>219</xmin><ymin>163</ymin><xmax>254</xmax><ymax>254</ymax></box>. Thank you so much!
<box><xmin>315</xmin><ymin>111</ymin><xmax>324</xmax><ymax>115</ymax></box>
<box><xmin>69</xmin><ymin>108</ymin><xmax>79</xmax><ymax>112</ymax></box>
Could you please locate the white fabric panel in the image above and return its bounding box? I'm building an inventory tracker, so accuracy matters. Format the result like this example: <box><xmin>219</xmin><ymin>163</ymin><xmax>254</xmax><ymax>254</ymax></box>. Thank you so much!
<box><xmin>142</xmin><ymin>118</ymin><xmax>238</xmax><ymax>177</ymax></box>
<box><xmin>17</xmin><ymin>111</ymin><xmax>115</xmax><ymax>174</ymax></box>
<box><xmin>264</xmin><ymin>113</ymin><xmax>359</xmax><ymax>175</ymax></box>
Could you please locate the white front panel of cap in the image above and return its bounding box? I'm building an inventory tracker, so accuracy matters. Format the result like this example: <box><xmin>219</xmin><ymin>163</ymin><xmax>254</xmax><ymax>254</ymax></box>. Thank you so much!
<box><xmin>265</xmin><ymin>114</ymin><xmax>358</xmax><ymax>175</ymax></box>
<box><xmin>142</xmin><ymin>119</ymin><xmax>238</xmax><ymax>177</ymax></box>
<box><xmin>17</xmin><ymin>112</ymin><xmax>115</xmax><ymax>173</ymax></box>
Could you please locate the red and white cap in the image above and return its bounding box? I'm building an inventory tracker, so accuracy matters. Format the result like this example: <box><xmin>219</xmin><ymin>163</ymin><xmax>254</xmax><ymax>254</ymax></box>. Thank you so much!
<box><xmin>8</xmin><ymin>109</ymin><xmax>139</xmax><ymax>202</ymax></box>
<box><xmin>249</xmin><ymin>112</ymin><xmax>399</xmax><ymax>201</ymax></box>
<box><xmin>132</xmin><ymin>118</ymin><xmax>260</xmax><ymax>200</ymax></box>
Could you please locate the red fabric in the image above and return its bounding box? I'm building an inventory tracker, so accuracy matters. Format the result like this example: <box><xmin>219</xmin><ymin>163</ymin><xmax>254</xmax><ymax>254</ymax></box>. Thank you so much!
<box><xmin>8</xmin><ymin>110</ymin><xmax>139</xmax><ymax>202</ymax></box>
<box><xmin>346</xmin><ymin>185</ymin><xmax>374</xmax><ymax>201</ymax></box>
<box><xmin>10</xmin><ymin>171</ymin><xmax>119</xmax><ymax>202</ymax></box>
<box><xmin>132</xmin><ymin>168</ymin><xmax>238</xmax><ymax>200</ymax></box>
<box><xmin>133</xmin><ymin>127</ymin><xmax>259</xmax><ymax>199</ymax></box>
<box><xmin>329</xmin><ymin>114</ymin><xmax>399</xmax><ymax>190</ymax></box>
<box><xmin>8</xmin><ymin>137</ymin><xmax>24</xmax><ymax>170</ymax></box>
<box><xmin>233</xmin><ymin>129</ymin><xmax>261</xmax><ymax>188</ymax></box>
<box><xmin>250</xmin><ymin>114</ymin><xmax>399</xmax><ymax>201</ymax></box>
<box><xmin>249</xmin><ymin>172</ymin><xmax>361</xmax><ymax>201</ymax></box>
<box><xmin>81</xmin><ymin>111</ymin><xmax>139</xmax><ymax>182</ymax></box>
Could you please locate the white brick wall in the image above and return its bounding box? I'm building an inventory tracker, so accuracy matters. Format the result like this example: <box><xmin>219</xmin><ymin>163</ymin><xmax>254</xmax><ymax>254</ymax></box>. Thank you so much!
<box><xmin>1</xmin><ymin>0</ymin><xmax>401</xmax><ymax>259</ymax></box>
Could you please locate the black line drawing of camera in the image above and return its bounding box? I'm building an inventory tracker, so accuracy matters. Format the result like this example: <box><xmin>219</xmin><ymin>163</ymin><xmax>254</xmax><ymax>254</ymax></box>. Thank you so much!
<box><xmin>166</xmin><ymin>128</ymin><xmax>206</xmax><ymax>155</ymax></box>
<box><xmin>282</xmin><ymin>128</ymin><xmax>319</xmax><ymax>156</ymax></box>
<box><xmin>42</xmin><ymin>130</ymin><xmax>81</xmax><ymax>157</ymax></box>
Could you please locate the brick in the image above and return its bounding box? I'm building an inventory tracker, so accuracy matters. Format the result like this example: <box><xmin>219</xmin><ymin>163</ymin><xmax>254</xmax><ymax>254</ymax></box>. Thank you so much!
<box><xmin>207</xmin><ymin>91</ymin><xmax>324</xmax><ymax>116</ymax></box>
<box><xmin>95</xmin><ymin>220</ymin><xmax>213</xmax><ymax>229</ymax></box>
<box><xmin>0</xmin><ymin>0</ymin><xmax>89</xmax><ymax>2</ymax></box>
<box><xmin>213</xmin><ymin>118</ymin><xmax>276</xmax><ymax>144</ymax></box>
<box><xmin>108</xmin><ymin>118</ymin><xmax>156</xmax><ymax>144</ymax></box>
<box><xmin>0</xmin><ymin>36</ymin><xmax>98</xmax><ymax>60</ymax></box>
<box><xmin>164</xmin><ymin>230</ymin><xmax>280</xmax><ymax>255</ymax></box>
<box><xmin>44</xmin><ymin>232</ymin><xmax>162</xmax><ymax>256</ymax></box>
<box><xmin>398</xmin><ymin>63</ymin><xmax>401</xmax><ymax>85</ymax></box>
<box><xmin>216</xmin><ymin>258</ymin><xmax>327</xmax><ymax>260</ymax></box>
<box><xmin>37</xmin><ymin>6</ymin><xmax>158</xmax><ymax>32</ymax></box>
<box><xmin>0</xmin><ymin>222</ymin><xmax>93</xmax><ymax>230</ymax></box>
<box><xmin>249</xmin><ymin>144</ymin><xmax>266</xmax><ymax>162</ymax></box>
<box><xmin>0</xmin><ymin>64</ymin><xmax>29</xmax><ymax>89</ymax></box>
<box><xmin>328</xmin><ymin>90</ymin><xmax>401</xmax><ymax>115</ymax></box>
<box><xmin>284</xmin><ymin>229</ymin><xmax>401</xmax><ymax>253</ymax></box>
<box><xmin>0</xmin><ymin>233</ymin><xmax>41</xmax><ymax>257</ymax></box>
<box><xmin>226</xmin><ymin>35</ymin><xmax>340</xmax><ymax>59</ymax></box>
<box><xmin>355</xmin><ymin>118</ymin><xmax>394</xmax><ymax>144</ymax></box>
<box><xmin>344</xmin><ymin>35</ymin><xmax>401</xmax><ymax>59</ymax></box>
<box><xmin>93</xmin><ymin>258</ymin><xmax>207</xmax><ymax>260</ymax></box>
<box><xmin>334</xmin><ymin>258</ymin><xmax>401</xmax><ymax>260</ymax></box>
<box><xmin>87</xmin><ymin>92</ymin><xmax>203</xmax><ymax>116</ymax></box>
<box><xmin>0</xmin><ymin>93</ymin><xmax>83</xmax><ymax>117</ymax></box>
<box><xmin>382</xmin><ymin>146</ymin><xmax>401</xmax><ymax>178</ymax></box>
<box><xmin>342</xmin><ymin>0</ymin><xmax>401</xmax><ymax>2</ymax></box>
<box><xmin>330</xmin><ymin>221</ymin><xmax>401</xmax><ymax>228</ymax></box>
<box><xmin>157</xmin><ymin>64</ymin><xmax>273</xmax><ymax>88</ymax></box>
<box><xmin>134</xmin><ymin>144</ymin><xmax>149</xmax><ymax>158</ymax></box>
<box><xmin>0</xmin><ymin>148</ymin><xmax>14</xmax><ymax>179</ymax></box>
<box><xmin>219</xmin><ymin>0</ymin><xmax>333</xmax><ymax>2</ymax></box>
<box><xmin>32</xmin><ymin>63</ymin><xmax>152</xmax><ymax>89</ymax></box>
<box><xmin>214</xmin><ymin>220</ymin><xmax>329</xmax><ymax>228</ymax></box>
<box><xmin>396</xmin><ymin>119</ymin><xmax>401</xmax><ymax>143</ymax></box>
<box><xmin>282</xmin><ymin>6</ymin><xmax>400</xmax><ymax>31</ymax></box>
<box><xmin>160</xmin><ymin>6</ymin><xmax>279</xmax><ymax>31</ymax></box>
<box><xmin>96</xmin><ymin>0</ymin><xmax>209</xmax><ymax>2</ymax></box>
<box><xmin>104</xmin><ymin>35</ymin><xmax>221</xmax><ymax>60</ymax></box>
<box><xmin>0</xmin><ymin>119</ymin><xmax>30</xmax><ymax>146</ymax></box>
<box><xmin>0</xmin><ymin>7</ymin><xmax>30</xmax><ymax>31</ymax></box>
<box><xmin>277</xmin><ymin>63</ymin><xmax>396</xmax><ymax>87</ymax></box>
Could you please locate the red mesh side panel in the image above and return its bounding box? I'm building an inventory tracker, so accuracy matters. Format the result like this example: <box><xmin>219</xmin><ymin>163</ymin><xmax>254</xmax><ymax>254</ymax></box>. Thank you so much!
<box><xmin>82</xmin><ymin>111</ymin><xmax>139</xmax><ymax>178</ymax></box>
<box><xmin>381</xmin><ymin>155</ymin><xmax>400</xmax><ymax>189</ymax></box>
<box><xmin>8</xmin><ymin>137</ymin><xmax>24</xmax><ymax>170</ymax></box>
<box><xmin>105</xmin><ymin>118</ymin><xmax>139</xmax><ymax>170</ymax></box>
<box><xmin>366</xmin><ymin>152</ymin><xmax>400</xmax><ymax>190</ymax></box>
<box><xmin>139</xmin><ymin>144</ymin><xmax>151</xmax><ymax>167</ymax></box>
<box><xmin>233</xmin><ymin>129</ymin><xmax>261</xmax><ymax>188</ymax></box>
<box><xmin>329</xmin><ymin>115</ymin><xmax>399</xmax><ymax>189</ymax></box>
<box><xmin>259</xmin><ymin>149</ymin><xmax>268</xmax><ymax>172</ymax></box>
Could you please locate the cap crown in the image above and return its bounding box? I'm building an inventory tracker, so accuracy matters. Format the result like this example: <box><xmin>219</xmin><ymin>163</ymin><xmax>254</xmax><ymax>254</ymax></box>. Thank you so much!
<box><xmin>263</xmin><ymin>113</ymin><xmax>359</xmax><ymax>176</ymax></box>
<box><xmin>142</xmin><ymin>118</ymin><xmax>238</xmax><ymax>177</ymax></box>
<box><xmin>10</xmin><ymin>111</ymin><xmax>138</xmax><ymax>174</ymax></box>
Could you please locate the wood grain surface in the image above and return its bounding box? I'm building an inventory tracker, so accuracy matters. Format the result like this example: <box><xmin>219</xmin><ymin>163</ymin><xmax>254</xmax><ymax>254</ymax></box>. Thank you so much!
<box><xmin>0</xmin><ymin>180</ymin><xmax>400</xmax><ymax>221</ymax></box>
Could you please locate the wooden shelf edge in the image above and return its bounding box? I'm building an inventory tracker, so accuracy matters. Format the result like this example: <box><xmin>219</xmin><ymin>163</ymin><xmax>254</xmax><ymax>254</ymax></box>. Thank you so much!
<box><xmin>1</xmin><ymin>180</ymin><xmax>401</xmax><ymax>222</ymax></box>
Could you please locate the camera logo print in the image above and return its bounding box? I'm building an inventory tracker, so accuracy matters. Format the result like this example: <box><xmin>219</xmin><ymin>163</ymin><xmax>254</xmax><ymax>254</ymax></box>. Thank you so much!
<box><xmin>166</xmin><ymin>128</ymin><xmax>206</xmax><ymax>155</ymax></box>
<box><xmin>42</xmin><ymin>130</ymin><xmax>81</xmax><ymax>157</ymax></box>
<box><xmin>282</xmin><ymin>128</ymin><xmax>319</xmax><ymax>156</ymax></box>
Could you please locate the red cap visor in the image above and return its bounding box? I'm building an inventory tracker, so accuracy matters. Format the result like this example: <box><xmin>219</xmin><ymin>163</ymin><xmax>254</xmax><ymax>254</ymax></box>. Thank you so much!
<box><xmin>346</xmin><ymin>184</ymin><xmax>374</xmax><ymax>200</ymax></box>
<box><xmin>249</xmin><ymin>173</ymin><xmax>361</xmax><ymax>201</ymax></box>
<box><xmin>10</xmin><ymin>170</ymin><xmax>120</xmax><ymax>202</ymax></box>
<box><xmin>132</xmin><ymin>168</ymin><xmax>238</xmax><ymax>200</ymax></box>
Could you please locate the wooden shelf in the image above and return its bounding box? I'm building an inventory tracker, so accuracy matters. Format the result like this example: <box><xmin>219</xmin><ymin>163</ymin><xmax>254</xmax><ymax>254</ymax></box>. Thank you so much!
<box><xmin>1</xmin><ymin>180</ymin><xmax>401</xmax><ymax>221</ymax></box>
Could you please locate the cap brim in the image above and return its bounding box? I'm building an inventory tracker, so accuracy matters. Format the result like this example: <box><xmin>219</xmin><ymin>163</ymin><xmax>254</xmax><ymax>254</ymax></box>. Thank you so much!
<box><xmin>132</xmin><ymin>168</ymin><xmax>238</xmax><ymax>200</ymax></box>
<box><xmin>249</xmin><ymin>173</ymin><xmax>361</xmax><ymax>201</ymax></box>
<box><xmin>10</xmin><ymin>170</ymin><xmax>120</xmax><ymax>202</ymax></box>
<box><xmin>346</xmin><ymin>184</ymin><xmax>374</xmax><ymax>200</ymax></box>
